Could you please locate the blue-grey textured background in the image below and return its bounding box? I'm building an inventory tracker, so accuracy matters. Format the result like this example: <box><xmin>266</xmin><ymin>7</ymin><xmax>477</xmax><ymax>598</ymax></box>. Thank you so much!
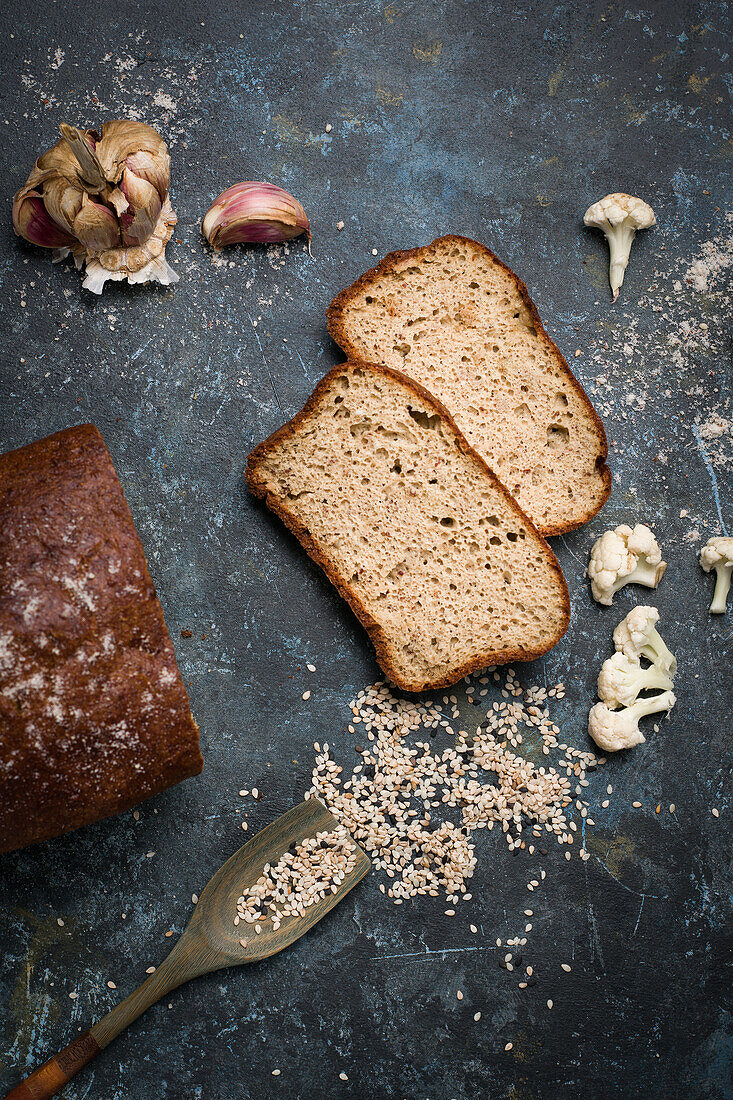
<box><xmin>1</xmin><ymin>1</ymin><xmax>731</xmax><ymax>1098</ymax></box>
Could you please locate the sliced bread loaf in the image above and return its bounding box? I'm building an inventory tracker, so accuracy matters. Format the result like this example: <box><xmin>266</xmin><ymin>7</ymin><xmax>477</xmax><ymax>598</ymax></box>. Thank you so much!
<box><xmin>246</xmin><ymin>361</ymin><xmax>570</xmax><ymax>692</ymax></box>
<box><xmin>327</xmin><ymin>235</ymin><xmax>611</xmax><ymax>536</ymax></box>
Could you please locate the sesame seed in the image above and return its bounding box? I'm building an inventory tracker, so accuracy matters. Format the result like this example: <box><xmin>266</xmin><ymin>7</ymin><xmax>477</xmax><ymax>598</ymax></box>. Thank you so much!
<box><xmin>633</xmin><ymin>801</ymin><xmax>642</xmax><ymax>808</ymax></box>
<box><xmin>712</xmin><ymin>808</ymin><xmax>720</xmax><ymax>818</ymax></box>
<box><xmin>474</xmin><ymin>1011</ymin><xmax>482</xmax><ymax>1021</ymax></box>
<box><xmin>547</xmin><ymin>999</ymin><xmax>553</xmax><ymax>1009</ymax></box>
<box><xmin>146</xmin><ymin>966</ymin><xmax>156</xmax><ymax>974</ymax></box>
<box><xmin>325</xmin><ymin>123</ymin><xmax>333</xmax><ymax>133</ymax></box>
<box><xmin>296</xmin><ymin>672</ymin><xmax>599</xmax><ymax>954</ymax></box>
<box><xmin>57</xmin><ymin>918</ymin><xmax>64</xmax><ymax>926</ymax></box>
<box><xmin>339</xmin><ymin>1072</ymin><xmax>348</xmax><ymax>1081</ymax></box>
<box><xmin>669</xmin><ymin>804</ymin><xmax>676</xmax><ymax>813</ymax></box>
<box><xmin>272</xmin><ymin>1069</ymin><xmax>281</xmax><ymax>1076</ymax></box>
<box><xmin>307</xmin><ymin>663</ymin><xmax>317</xmax><ymax>672</ymax></box>
<box><xmin>456</xmin><ymin>990</ymin><xmax>463</xmax><ymax>1000</ymax></box>
<box><xmin>561</xmin><ymin>963</ymin><xmax>571</xmax><ymax>972</ymax></box>
<box><xmin>505</xmin><ymin>1041</ymin><xmax>513</xmax><ymax>1051</ymax></box>
<box><xmin>303</xmin><ymin>691</ymin><xmax>311</xmax><ymax>701</ymax></box>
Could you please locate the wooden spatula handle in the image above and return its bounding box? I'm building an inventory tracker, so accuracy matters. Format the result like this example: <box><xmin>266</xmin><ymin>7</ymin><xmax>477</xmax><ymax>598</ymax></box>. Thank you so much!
<box><xmin>5</xmin><ymin>934</ymin><xmax>211</xmax><ymax>1100</ymax></box>
<box><xmin>4</xmin><ymin>1031</ymin><xmax>101</xmax><ymax>1099</ymax></box>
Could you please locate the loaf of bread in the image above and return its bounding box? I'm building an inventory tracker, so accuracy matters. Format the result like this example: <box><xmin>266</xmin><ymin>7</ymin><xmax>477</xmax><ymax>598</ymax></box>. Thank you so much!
<box><xmin>247</xmin><ymin>361</ymin><xmax>570</xmax><ymax>692</ymax></box>
<box><xmin>0</xmin><ymin>425</ymin><xmax>203</xmax><ymax>854</ymax></box>
<box><xmin>328</xmin><ymin>235</ymin><xmax>611</xmax><ymax>536</ymax></box>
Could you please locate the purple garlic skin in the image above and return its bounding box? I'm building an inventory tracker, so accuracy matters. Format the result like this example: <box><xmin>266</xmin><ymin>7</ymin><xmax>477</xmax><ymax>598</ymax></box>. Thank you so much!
<box><xmin>202</xmin><ymin>182</ymin><xmax>310</xmax><ymax>249</ymax></box>
<box><xmin>12</xmin><ymin>120</ymin><xmax>178</xmax><ymax>294</ymax></box>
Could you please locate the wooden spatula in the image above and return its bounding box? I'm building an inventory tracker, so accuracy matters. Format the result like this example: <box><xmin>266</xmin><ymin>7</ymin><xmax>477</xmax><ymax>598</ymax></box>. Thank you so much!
<box><xmin>6</xmin><ymin>799</ymin><xmax>370</xmax><ymax>1100</ymax></box>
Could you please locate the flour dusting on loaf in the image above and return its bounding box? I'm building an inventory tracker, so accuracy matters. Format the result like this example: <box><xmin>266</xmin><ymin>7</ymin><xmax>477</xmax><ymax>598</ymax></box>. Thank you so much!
<box><xmin>0</xmin><ymin>425</ymin><xmax>202</xmax><ymax>853</ymax></box>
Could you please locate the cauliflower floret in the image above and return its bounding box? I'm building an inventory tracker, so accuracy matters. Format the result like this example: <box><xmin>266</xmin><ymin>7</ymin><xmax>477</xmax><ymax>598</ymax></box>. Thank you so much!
<box><xmin>587</xmin><ymin>523</ymin><xmax>667</xmax><ymax>606</ymax></box>
<box><xmin>700</xmin><ymin>536</ymin><xmax>733</xmax><ymax>614</ymax></box>
<box><xmin>583</xmin><ymin>193</ymin><xmax>656</xmax><ymax>301</ymax></box>
<box><xmin>597</xmin><ymin>651</ymin><xmax>674</xmax><ymax>709</ymax></box>
<box><xmin>588</xmin><ymin>691</ymin><xmax>676</xmax><ymax>752</ymax></box>
<box><xmin>612</xmin><ymin>605</ymin><xmax>677</xmax><ymax>675</ymax></box>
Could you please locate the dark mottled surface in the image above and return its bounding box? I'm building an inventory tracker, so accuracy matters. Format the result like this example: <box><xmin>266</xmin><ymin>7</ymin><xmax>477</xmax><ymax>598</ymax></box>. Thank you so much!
<box><xmin>1</xmin><ymin>1</ymin><xmax>732</xmax><ymax>1098</ymax></box>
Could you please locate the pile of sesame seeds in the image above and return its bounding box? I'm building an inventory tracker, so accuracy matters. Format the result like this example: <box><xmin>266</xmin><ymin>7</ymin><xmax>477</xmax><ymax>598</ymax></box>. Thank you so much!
<box><xmin>233</xmin><ymin>826</ymin><xmax>356</xmax><ymax>936</ymax></box>
<box><xmin>308</xmin><ymin>668</ymin><xmax>602</xmax><ymax>909</ymax></box>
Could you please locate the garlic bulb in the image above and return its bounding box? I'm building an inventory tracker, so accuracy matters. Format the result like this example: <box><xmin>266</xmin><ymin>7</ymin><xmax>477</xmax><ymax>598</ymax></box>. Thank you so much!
<box><xmin>202</xmin><ymin>182</ymin><xmax>310</xmax><ymax>249</ymax></box>
<box><xmin>12</xmin><ymin>120</ymin><xmax>179</xmax><ymax>294</ymax></box>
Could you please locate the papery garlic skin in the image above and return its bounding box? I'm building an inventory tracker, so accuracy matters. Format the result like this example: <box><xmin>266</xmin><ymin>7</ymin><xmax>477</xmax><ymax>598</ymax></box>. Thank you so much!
<box><xmin>202</xmin><ymin>182</ymin><xmax>310</xmax><ymax>249</ymax></box>
<box><xmin>12</xmin><ymin>120</ymin><xmax>179</xmax><ymax>294</ymax></box>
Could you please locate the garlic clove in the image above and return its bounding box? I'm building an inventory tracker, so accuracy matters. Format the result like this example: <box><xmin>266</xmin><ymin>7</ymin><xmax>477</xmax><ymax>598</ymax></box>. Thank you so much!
<box><xmin>119</xmin><ymin>167</ymin><xmax>162</xmax><ymax>246</ymax></box>
<box><xmin>42</xmin><ymin>176</ymin><xmax>84</xmax><ymax>236</ymax></box>
<box><xmin>12</xmin><ymin>192</ymin><xmax>76</xmax><ymax>249</ymax></box>
<box><xmin>125</xmin><ymin>149</ymin><xmax>169</xmax><ymax>201</ymax></box>
<box><xmin>202</xmin><ymin>182</ymin><xmax>310</xmax><ymax>250</ymax></box>
<box><xmin>73</xmin><ymin>194</ymin><xmax>120</xmax><ymax>253</ymax></box>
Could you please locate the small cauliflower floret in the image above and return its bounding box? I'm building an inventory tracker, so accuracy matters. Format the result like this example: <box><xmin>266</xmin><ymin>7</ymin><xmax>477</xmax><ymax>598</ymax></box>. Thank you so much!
<box><xmin>612</xmin><ymin>605</ymin><xmax>677</xmax><ymax>675</ymax></box>
<box><xmin>583</xmin><ymin>193</ymin><xmax>656</xmax><ymax>301</ymax></box>
<box><xmin>700</xmin><ymin>536</ymin><xmax>733</xmax><ymax>614</ymax></box>
<box><xmin>597</xmin><ymin>651</ymin><xmax>674</xmax><ymax>709</ymax></box>
<box><xmin>588</xmin><ymin>691</ymin><xmax>676</xmax><ymax>752</ymax></box>
<box><xmin>587</xmin><ymin>523</ymin><xmax>667</xmax><ymax>605</ymax></box>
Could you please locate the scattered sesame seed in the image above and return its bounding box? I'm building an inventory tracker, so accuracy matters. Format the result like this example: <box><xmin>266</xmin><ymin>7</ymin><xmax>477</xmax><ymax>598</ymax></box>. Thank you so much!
<box><xmin>470</xmin><ymin>924</ymin><xmax>478</xmax><ymax>933</ymax></box>
<box><xmin>272</xmin><ymin>1069</ymin><xmax>281</xmax><ymax>1076</ymax></box>
<box><xmin>712</xmin><ymin>808</ymin><xmax>720</xmax><ymax>818</ymax></box>
<box><xmin>192</xmin><ymin>895</ymin><xmax>198</xmax><ymax>904</ymax></box>
<box><xmin>505</xmin><ymin>1041</ymin><xmax>513</xmax><ymax>1051</ymax></box>
<box><xmin>547</xmin><ymin>999</ymin><xmax>553</xmax><ymax>1009</ymax></box>
<box><xmin>633</xmin><ymin>801</ymin><xmax>642</xmax><ymax>808</ymax></box>
<box><xmin>303</xmin><ymin>691</ymin><xmax>311</xmax><ymax>701</ymax></box>
<box><xmin>371</xmin><ymin>248</ymin><xmax>378</xmax><ymax>255</ymax></box>
<box><xmin>307</xmin><ymin>663</ymin><xmax>317</xmax><ymax>672</ymax></box>
<box><xmin>669</xmin><ymin>804</ymin><xmax>676</xmax><ymax>813</ymax></box>
<box><xmin>146</xmin><ymin>966</ymin><xmax>156</xmax><ymax>974</ymax></box>
<box><xmin>456</xmin><ymin>990</ymin><xmax>463</xmax><ymax>1000</ymax></box>
<box><xmin>252</xmin><ymin>788</ymin><xmax>259</xmax><ymax>799</ymax></box>
<box><xmin>57</xmin><ymin>918</ymin><xmax>64</xmax><ymax>926</ymax></box>
<box><xmin>339</xmin><ymin>1072</ymin><xmax>348</xmax><ymax>1081</ymax></box>
<box><xmin>325</xmin><ymin>123</ymin><xmax>332</xmax><ymax>133</ymax></box>
<box><xmin>107</xmin><ymin>981</ymin><xmax>116</xmax><ymax>989</ymax></box>
<box><xmin>561</xmin><ymin>963</ymin><xmax>571</xmax><ymax>972</ymax></box>
<box><xmin>68</xmin><ymin>992</ymin><xmax>78</xmax><ymax>1000</ymax></box>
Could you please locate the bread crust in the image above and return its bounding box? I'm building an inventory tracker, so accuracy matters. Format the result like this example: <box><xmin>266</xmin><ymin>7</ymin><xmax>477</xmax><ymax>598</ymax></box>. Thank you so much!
<box><xmin>246</xmin><ymin>360</ymin><xmax>570</xmax><ymax>693</ymax></box>
<box><xmin>0</xmin><ymin>424</ymin><xmax>203</xmax><ymax>853</ymax></box>
<box><xmin>326</xmin><ymin>234</ymin><xmax>611</xmax><ymax>537</ymax></box>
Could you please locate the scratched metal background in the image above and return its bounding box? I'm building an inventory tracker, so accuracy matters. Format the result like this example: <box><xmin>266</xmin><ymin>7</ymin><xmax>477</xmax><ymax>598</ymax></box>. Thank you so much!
<box><xmin>1</xmin><ymin>1</ymin><xmax>731</xmax><ymax>1097</ymax></box>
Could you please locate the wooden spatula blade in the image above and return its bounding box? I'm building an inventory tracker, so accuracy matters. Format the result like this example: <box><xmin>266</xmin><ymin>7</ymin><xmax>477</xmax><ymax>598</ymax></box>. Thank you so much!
<box><xmin>188</xmin><ymin>798</ymin><xmax>370</xmax><ymax>964</ymax></box>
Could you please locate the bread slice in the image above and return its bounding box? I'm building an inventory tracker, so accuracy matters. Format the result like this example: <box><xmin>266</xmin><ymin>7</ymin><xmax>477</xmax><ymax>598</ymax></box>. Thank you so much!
<box><xmin>327</xmin><ymin>235</ymin><xmax>611</xmax><ymax>536</ymax></box>
<box><xmin>246</xmin><ymin>361</ymin><xmax>570</xmax><ymax>692</ymax></box>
